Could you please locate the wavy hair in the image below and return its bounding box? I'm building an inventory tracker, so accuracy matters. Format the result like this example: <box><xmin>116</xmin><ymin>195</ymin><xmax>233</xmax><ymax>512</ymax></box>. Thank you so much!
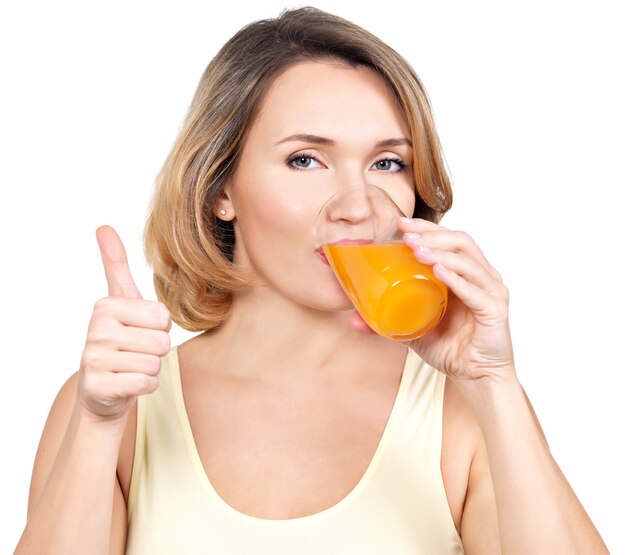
<box><xmin>144</xmin><ymin>7</ymin><xmax>453</xmax><ymax>332</ymax></box>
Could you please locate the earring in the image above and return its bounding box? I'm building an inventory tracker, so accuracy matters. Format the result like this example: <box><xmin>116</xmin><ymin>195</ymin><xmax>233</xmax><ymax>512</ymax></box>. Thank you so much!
<box><xmin>219</xmin><ymin>209</ymin><xmax>227</xmax><ymax>216</ymax></box>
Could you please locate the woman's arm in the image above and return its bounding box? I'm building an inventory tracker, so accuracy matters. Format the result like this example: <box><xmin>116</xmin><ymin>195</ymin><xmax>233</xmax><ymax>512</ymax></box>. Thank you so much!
<box><xmin>15</xmin><ymin>226</ymin><xmax>171</xmax><ymax>554</ymax></box>
<box><xmin>393</xmin><ymin>217</ymin><xmax>608</xmax><ymax>552</ymax></box>
<box><xmin>15</xmin><ymin>374</ymin><xmax>129</xmax><ymax>555</ymax></box>
<box><xmin>459</xmin><ymin>375</ymin><xmax>608</xmax><ymax>554</ymax></box>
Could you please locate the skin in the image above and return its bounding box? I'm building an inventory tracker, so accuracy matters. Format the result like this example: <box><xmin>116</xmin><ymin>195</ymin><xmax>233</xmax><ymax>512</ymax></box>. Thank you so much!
<box><xmin>16</xmin><ymin>61</ymin><xmax>608</xmax><ymax>554</ymax></box>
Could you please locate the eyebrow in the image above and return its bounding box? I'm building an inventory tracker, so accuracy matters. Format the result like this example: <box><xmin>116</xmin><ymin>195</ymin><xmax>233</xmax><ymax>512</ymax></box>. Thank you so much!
<box><xmin>275</xmin><ymin>133</ymin><xmax>412</xmax><ymax>148</ymax></box>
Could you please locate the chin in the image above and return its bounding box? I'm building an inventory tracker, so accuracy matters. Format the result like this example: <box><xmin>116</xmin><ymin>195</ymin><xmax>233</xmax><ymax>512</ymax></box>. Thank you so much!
<box><xmin>313</xmin><ymin>281</ymin><xmax>354</xmax><ymax>312</ymax></box>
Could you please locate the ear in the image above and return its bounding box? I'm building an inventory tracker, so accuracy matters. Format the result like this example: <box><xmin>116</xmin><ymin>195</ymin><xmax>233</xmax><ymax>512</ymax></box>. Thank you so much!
<box><xmin>213</xmin><ymin>191</ymin><xmax>236</xmax><ymax>221</ymax></box>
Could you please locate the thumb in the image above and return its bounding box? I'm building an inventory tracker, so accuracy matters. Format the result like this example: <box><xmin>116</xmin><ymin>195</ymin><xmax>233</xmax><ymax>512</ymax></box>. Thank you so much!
<box><xmin>96</xmin><ymin>225</ymin><xmax>143</xmax><ymax>299</ymax></box>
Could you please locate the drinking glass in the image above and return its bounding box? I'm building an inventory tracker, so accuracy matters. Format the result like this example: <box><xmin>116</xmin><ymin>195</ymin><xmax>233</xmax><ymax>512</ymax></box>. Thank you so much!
<box><xmin>316</xmin><ymin>184</ymin><xmax>447</xmax><ymax>341</ymax></box>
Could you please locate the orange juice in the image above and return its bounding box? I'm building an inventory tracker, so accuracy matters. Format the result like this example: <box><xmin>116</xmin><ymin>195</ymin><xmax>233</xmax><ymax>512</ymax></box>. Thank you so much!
<box><xmin>323</xmin><ymin>241</ymin><xmax>447</xmax><ymax>340</ymax></box>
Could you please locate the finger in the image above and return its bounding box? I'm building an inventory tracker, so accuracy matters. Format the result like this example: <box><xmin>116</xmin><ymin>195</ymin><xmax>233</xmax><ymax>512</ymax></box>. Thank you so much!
<box><xmin>86</xmin><ymin>371</ymin><xmax>160</xmax><ymax>400</ymax></box>
<box><xmin>403</xmin><ymin>228</ymin><xmax>502</xmax><ymax>283</ymax></box>
<box><xmin>398</xmin><ymin>217</ymin><xmax>449</xmax><ymax>232</ymax></box>
<box><xmin>82</xmin><ymin>348</ymin><xmax>163</xmax><ymax>376</ymax></box>
<box><xmin>110</xmin><ymin>352</ymin><xmax>162</xmax><ymax>376</ymax></box>
<box><xmin>111</xmin><ymin>326</ymin><xmax>171</xmax><ymax>357</ymax></box>
<box><xmin>96</xmin><ymin>225</ymin><xmax>143</xmax><ymax>299</ymax></box>
<box><xmin>411</xmin><ymin>244</ymin><xmax>503</xmax><ymax>296</ymax></box>
<box><xmin>91</xmin><ymin>297</ymin><xmax>171</xmax><ymax>331</ymax></box>
<box><xmin>432</xmin><ymin>263</ymin><xmax>490</xmax><ymax>314</ymax></box>
<box><xmin>433</xmin><ymin>263</ymin><xmax>508</xmax><ymax>324</ymax></box>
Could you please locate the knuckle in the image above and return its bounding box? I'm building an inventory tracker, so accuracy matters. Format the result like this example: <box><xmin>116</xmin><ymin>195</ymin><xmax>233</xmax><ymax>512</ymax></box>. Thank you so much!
<box><xmin>134</xmin><ymin>373</ymin><xmax>150</xmax><ymax>389</ymax></box>
<box><xmin>145</xmin><ymin>354</ymin><xmax>162</xmax><ymax>375</ymax></box>
<box><xmin>152</xmin><ymin>302</ymin><xmax>171</xmax><ymax>329</ymax></box>
<box><xmin>457</xmin><ymin>230</ymin><xmax>474</xmax><ymax>247</ymax></box>
<box><xmin>155</xmin><ymin>331</ymin><xmax>171</xmax><ymax>355</ymax></box>
<box><xmin>81</xmin><ymin>347</ymin><xmax>104</xmax><ymax>371</ymax></box>
<box><xmin>87</xmin><ymin>322</ymin><xmax>118</xmax><ymax>347</ymax></box>
<box><xmin>86</xmin><ymin>321</ymin><xmax>113</xmax><ymax>345</ymax></box>
<box><xmin>85</xmin><ymin>327</ymin><xmax>101</xmax><ymax>345</ymax></box>
<box><xmin>79</xmin><ymin>372</ymin><xmax>102</xmax><ymax>399</ymax></box>
<box><xmin>163</xmin><ymin>332</ymin><xmax>172</xmax><ymax>355</ymax></box>
<box><xmin>164</xmin><ymin>334</ymin><xmax>172</xmax><ymax>353</ymax></box>
<box><xmin>135</xmin><ymin>373</ymin><xmax>158</xmax><ymax>394</ymax></box>
<box><xmin>143</xmin><ymin>375</ymin><xmax>160</xmax><ymax>394</ymax></box>
<box><xmin>500</xmin><ymin>284</ymin><xmax>510</xmax><ymax>302</ymax></box>
<box><xmin>93</xmin><ymin>296</ymin><xmax>115</xmax><ymax>316</ymax></box>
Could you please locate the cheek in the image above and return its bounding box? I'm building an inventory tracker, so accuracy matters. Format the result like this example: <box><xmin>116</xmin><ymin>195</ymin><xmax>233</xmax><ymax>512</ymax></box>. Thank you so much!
<box><xmin>246</xmin><ymin>193</ymin><xmax>309</xmax><ymax>237</ymax></box>
<box><xmin>233</xmin><ymin>189</ymin><xmax>314</xmax><ymax>267</ymax></box>
<box><xmin>233</xmin><ymin>191</ymin><xmax>352</xmax><ymax>308</ymax></box>
<box><xmin>386</xmin><ymin>183</ymin><xmax>416</xmax><ymax>219</ymax></box>
<box><xmin>404</xmin><ymin>191</ymin><xmax>417</xmax><ymax>219</ymax></box>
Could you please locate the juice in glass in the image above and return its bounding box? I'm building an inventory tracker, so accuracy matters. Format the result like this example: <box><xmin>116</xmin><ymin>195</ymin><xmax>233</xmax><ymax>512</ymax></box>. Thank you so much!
<box><xmin>323</xmin><ymin>241</ymin><xmax>447</xmax><ymax>340</ymax></box>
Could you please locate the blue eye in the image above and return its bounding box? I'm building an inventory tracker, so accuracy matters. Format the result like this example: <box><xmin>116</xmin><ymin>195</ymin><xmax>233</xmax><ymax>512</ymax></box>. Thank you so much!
<box><xmin>372</xmin><ymin>158</ymin><xmax>408</xmax><ymax>172</ymax></box>
<box><xmin>287</xmin><ymin>152</ymin><xmax>322</xmax><ymax>170</ymax></box>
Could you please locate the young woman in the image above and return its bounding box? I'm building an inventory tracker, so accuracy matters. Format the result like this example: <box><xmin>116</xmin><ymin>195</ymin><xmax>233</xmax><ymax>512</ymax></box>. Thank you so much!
<box><xmin>16</xmin><ymin>7</ymin><xmax>608</xmax><ymax>554</ymax></box>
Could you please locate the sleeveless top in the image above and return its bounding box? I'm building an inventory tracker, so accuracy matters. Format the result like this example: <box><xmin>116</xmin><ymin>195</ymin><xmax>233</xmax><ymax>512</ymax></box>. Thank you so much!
<box><xmin>125</xmin><ymin>347</ymin><xmax>464</xmax><ymax>554</ymax></box>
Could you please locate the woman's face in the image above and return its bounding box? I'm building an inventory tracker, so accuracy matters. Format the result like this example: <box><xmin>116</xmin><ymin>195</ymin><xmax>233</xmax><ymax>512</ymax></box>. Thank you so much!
<box><xmin>221</xmin><ymin>60</ymin><xmax>415</xmax><ymax>311</ymax></box>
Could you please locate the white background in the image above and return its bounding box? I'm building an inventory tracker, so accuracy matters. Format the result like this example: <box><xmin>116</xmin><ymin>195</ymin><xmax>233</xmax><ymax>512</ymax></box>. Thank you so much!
<box><xmin>1</xmin><ymin>0</ymin><xmax>624</xmax><ymax>552</ymax></box>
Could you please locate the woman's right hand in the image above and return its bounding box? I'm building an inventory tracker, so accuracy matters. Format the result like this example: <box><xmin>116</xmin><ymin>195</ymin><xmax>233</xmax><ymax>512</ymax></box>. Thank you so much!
<box><xmin>78</xmin><ymin>225</ymin><xmax>172</xmax><ymax>421</ymax></box>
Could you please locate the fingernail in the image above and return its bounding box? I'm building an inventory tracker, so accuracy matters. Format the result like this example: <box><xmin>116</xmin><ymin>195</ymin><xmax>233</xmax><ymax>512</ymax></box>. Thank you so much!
<box><xmin>404</xmin><ymin>232</ymin><xmax>421</xmax><ymax>247</ymax></box>
<box><xmin>434</xmin><ymin>263</ymin><xmax>447</xmax><ymax>278</ymax></box>
<box><xmin>399</xmin><ymin>217</ymin><xmax>413</xmax><ymax>224</ymax></box>
<box><xmin>418</xmin><ymin>244</ymin><xmax>432</xmax><ymax>254</ymax></box>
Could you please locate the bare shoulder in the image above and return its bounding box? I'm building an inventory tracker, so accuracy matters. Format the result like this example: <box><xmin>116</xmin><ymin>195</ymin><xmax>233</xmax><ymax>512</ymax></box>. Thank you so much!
<box><xmin>440</xmin><ymin>376</ymin><xmax>483</xmax><ymax>534</ymax></box>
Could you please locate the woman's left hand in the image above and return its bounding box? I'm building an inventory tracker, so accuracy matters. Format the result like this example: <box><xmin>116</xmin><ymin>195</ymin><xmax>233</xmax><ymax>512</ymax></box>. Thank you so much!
<box><xmin>350</xmin><ymin>218</ymin><xmax>516</xmax><ymax>382</ymax></box>
<box><xmin>401</xmin><ymin>217</ymin><xmax>516</xmax><ymax>382</ymax></box>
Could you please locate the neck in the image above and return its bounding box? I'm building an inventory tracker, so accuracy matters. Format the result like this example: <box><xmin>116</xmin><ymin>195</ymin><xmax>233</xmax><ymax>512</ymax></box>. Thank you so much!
<box><xmin>195</xmin><ymin>285</ymin><xmax>402</xmax><ymax>385</ymax></box>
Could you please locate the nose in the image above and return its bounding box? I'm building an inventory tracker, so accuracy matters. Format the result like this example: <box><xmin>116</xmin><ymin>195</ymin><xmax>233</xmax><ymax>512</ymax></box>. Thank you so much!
<box><xmin>325</xmin><ymin>184</ymin><xmax>375</xmax><ymax>224</ymax></box>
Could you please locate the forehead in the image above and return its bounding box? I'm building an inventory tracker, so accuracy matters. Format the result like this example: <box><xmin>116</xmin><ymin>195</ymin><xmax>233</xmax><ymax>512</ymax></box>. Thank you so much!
<box><xmin>251</xmin><ymin>60</ymin><xmax>409</xmax><ymax>142</ymax></box>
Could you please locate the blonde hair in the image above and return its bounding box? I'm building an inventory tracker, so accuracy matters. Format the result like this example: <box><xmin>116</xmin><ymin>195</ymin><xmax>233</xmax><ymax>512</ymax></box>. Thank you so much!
<box><xmin>144</xmin><ymin>7</ymin><xmax>453</xmax><ymax>332</ymax></box>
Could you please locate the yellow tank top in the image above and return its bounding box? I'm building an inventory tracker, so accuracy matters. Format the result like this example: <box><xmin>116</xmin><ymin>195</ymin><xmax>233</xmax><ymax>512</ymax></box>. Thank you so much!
<box><xmin>126</xmin><ymin>347</ymin><xmax>464</xmax><ymax>554</ymax></box>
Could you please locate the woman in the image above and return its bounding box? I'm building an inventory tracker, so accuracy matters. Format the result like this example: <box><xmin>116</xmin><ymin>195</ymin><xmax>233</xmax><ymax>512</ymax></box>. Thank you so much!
<box><xmin>16</xmin><ymin>7</ymin><xmax>608</xmax><ymax>554</ymax></box>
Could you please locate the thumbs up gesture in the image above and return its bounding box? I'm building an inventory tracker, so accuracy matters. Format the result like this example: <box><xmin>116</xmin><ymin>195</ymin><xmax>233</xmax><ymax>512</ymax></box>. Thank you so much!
<box><xmin>77</xmin><ymin>226</ymin><xmax>172</xmax><ymax>420</ymax></box>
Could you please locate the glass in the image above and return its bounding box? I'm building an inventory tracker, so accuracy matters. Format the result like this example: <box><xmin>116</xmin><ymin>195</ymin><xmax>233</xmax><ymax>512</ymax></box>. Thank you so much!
<box><xmin>316</xmin><ymin>185</ymin><xmax>447</xmax><ymax>341</ymax></box>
